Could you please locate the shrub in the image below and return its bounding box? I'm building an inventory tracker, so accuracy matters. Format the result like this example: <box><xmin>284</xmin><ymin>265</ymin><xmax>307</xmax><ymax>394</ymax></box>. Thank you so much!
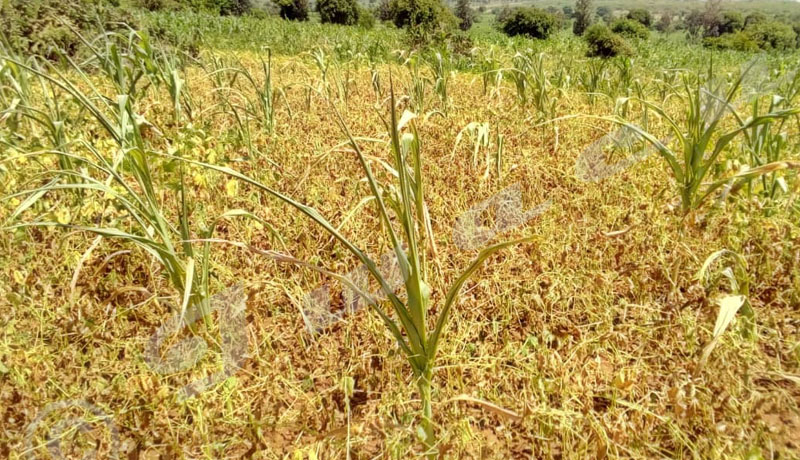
<box><xmin>357</xmin><ymin>6</ymin><xmax>376</xmax><ymax>28</ymax></box>
<box><xmin>584</xmin><ymin>23</ymin><xmax>632</xmax><ymax>57</ymax></box>
<box><xmin>611</xmin><ymin>18</ymin><xmax>650</xmax><ymax>39</ymax></box>
<box><xmin>719</xmin><ymin>11</ymin><xmax>744</xmax><ymax>34</ymax></box>
<box><xmin>703</xmin><ymin>31</ymin><xmax>758</xmax><ymax>52</ymax></box>
<box><xmin>388</xmin><ymin>0</ymin><xmax>457</xmax><ymax>37</ymax></box>
<box><xmin>795</xmin><ymin>24</ymin><xmax>800</xmax><ymax>48</ymax></box>
<box><xmin>744</xmin><ymin>11</ymin><xmax>767</xmax><ymax>28</ymax></box>
<box><xmin>317</xmin><ymin>0</ymin><xmax>359</xmax><ymax>25</ymax></box>
<box><xmin>219</xmin><ymin>0</ymin><xmax>251</xmax><ymax>15</ymax></box>
<box><xmin>377</xmin><ymin>0</ymin><xmax>392</xmax><ymax>21</ymax></box>
<box><xmin>745</xmin><ymin>20</ymin><xmax>796</xmax><ymax>50</ymax></box>
<box><xmin>627</xmin><ymin>8</ymin><xmax>652</xmax><ymax>27</ymax></box>
<box><xmin>501</xmin><ymin>7</ymin><xmax>558</xmax><ymax>39</ymax></box>
<box><xmin>0</xmin><ymin>0</ymin><xmax>134</xmax><ymax>60</ymax></box>
<box><xmin>702</xmin><ymin>20</ymin><xmax>796</xmax><ymax>51</ymax></box>
<box><xmin>275</xmin><ymin>0</ymin><xmax>309</xmax><ymax>20</ymax></box>
<box><xmin>454</xmin><ymin>0</ymin><xmax>475</xmax><ymax>31</ymax></box>
<box><xmin>389</xmin><ymin>0</ymin><xmax>454</xmax><ymax>28</ymax></box>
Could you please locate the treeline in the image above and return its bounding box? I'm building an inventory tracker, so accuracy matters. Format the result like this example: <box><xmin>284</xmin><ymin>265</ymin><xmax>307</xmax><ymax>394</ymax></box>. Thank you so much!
<box><xmin>2</xmin><ymin>0</ymin><xmax>798</xmax><ymax>62</ymax></box>
<box><xmin>491</xmin><ymin>0</ymin><xmax>799</xmax><ymax>58</ymax></box>
<box><xmin>692</xmin><ymin>9</ymin><xmax>799</xmax><ymax>52</ymax></box>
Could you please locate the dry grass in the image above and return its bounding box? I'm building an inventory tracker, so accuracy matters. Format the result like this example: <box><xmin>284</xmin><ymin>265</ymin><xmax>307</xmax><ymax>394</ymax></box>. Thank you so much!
<box><xmin>1</xmin><ymin>51</ymin><xmax>800</xmax><ymax>459</ymax></box>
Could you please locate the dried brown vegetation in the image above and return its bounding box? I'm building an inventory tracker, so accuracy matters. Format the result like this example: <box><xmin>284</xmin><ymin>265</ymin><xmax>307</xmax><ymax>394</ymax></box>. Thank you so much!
<box><xmin>2</xmin><ymin>28</ymin><xmax>800</xmax><ymax>460</ymax></box>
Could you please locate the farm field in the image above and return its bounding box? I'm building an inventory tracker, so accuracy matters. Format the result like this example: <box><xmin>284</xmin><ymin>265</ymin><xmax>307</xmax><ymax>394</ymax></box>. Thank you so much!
<box><xmin>2</xmin><ymin>2</ymin><xmax>800</xmax><ymax>459</ymax></box>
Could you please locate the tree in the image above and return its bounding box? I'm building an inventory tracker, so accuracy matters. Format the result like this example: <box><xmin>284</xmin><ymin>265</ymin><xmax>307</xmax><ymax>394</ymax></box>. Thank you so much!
<box><xmin>455</xmin><ymin>0</ymin><xmax>475</xmax><ymax>31</ymax></box>
<box><xmin>585</xmin><ymin>23</ymin><xmax>632</xmax><ymax>57</ymax></box>
<box><xmin>685</xmin><ymin>0</ymin><xmax>723</xmax><ymax>38</ymax></box>
<box><xmin>562</xmin><ymin>6</ymin><xmax>573</xmax><ymax>18</ymax></box>
<box><xmin>275</xmin><ymin>0</ymin><xmax>309</xmax><ymax>20</ymax></box>
<box><xmin>388</xmin><ymin>0</ymin><xmax>457</xmax><ymax>39</ymax></box>
<box><xmin>627</xmin><ymin>8</ymin><xmax>651</xmax><ymax>27</ymax></box>
<box><xmin>502</xmin><ymin>7</ymin><xmax>558</xmax><ymax>39</ymax></box>
<box><xmin>611</xmin><ymin>18</ymin><xmax>649</xmax><ymax>39</ymax></box>
<box><xmin>317</xmin><ymin>0</ymin><xmax>359</xmax><ymax>24</ymax></box>
<box><xmin>719</xmin><ymin>11</ymin><xmax>744</xmax><ymax>34</ymax></box>
<box><xmin>701</xmin><ymin>0</ymin><xmax>723</xmax><ymax>37</ymax></box>
<box><xmin>573</xmin><ymin>0</ymin><xmax>593</xmax><ymax>36</ymax></box>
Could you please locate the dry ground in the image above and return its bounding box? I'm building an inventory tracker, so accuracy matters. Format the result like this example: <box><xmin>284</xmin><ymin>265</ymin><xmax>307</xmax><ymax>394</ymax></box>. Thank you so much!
<box><xmin>1</xmin><ymin>53</ymin><xmax>800</xmax><ymax>459</ymax></box>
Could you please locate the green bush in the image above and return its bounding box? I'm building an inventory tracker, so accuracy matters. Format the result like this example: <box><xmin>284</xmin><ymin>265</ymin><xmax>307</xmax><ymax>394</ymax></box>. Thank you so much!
<box><xmin>703</xmin><ymin>20</ymin><xmax>796</xmax><ymax>51</ymax></box>
<box><xmin>388</xmin><ymin>0</ymin><xmax>457</xmax><ymax>37</ymax></box>
<box><xmin>454</xmin><ymin>0</ymin><xmax>475</xmax><ymax>31</ymax></box>
<box><xmin>627</xmin><ymin>8</ymin><xmax>652</xmax><ymax>27</ymax></box>
<box><xmin>719</xmin><ymin>11</ymin><xmax>744</xmax><ymax>34</ymax></box>
<box><xmin>584</xmin><ymin>23</ymin><xmax>632</xmax><ymax>58</ymax></box>
<box><xmin>745</xmin><ymin>20</ymin><xmax>796</xmax><ymax>50</ymax></box>
<box><xmin>744</xmin><ymin>11</ymin><xmax>767</xmax><ymax>28</ymax></box>
<box><xmin>357</xmin><ymin>6</ymin><xmax>376</xmax><ymax>28</ymax></box>
<box><xmin>794</xmin><ymin>24</ymin><xmax>800</xmax><ymax>48</ymax></box>
<box><xmin>611</xmin><ymin>18</ymin><xmax>650</xmax><ymax>39</ymax></box>
<box><xmin>0</xmin><ymin>0</ymin><xmax>134</xmax><ymax>60</ymax></box>
<box><xmin>501</xmin><ymin>7</ymin><xmax>557</xmax><ymax>40</ymax></box>
<box><xmin>317</xmin><ymin>0</ymin><xmax>359</xmax><ymax>25</ymax></box>
<box><xmin>218</xmin><ymin>0</ymin><xmax>251</xmax><ymax>15</ymax></box>
<box><xmin>703</xmin><ymin>31</ymin><xmax>758</xmax><ymax>52</ymax></box>
<box><xmin>275</xmin><ymin>0</ymin><xmax>309</xmax><ymax>20</ymax></box>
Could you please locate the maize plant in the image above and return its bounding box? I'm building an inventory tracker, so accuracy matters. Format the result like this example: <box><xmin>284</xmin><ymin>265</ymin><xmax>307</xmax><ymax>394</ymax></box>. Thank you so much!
<box><xmin>609</xmin><ymin>66</ymin><xmax>800</xmax><ymax>213</ymax></box>
<box><xmin>187</xmin><ymin>84</ymin><xmax>535</xmax><ymax>456</ymax></box>
<box><xmin>2</xmin><ymin>39</ymin><xmax>267</xmax><ymax>323</ymax></box>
